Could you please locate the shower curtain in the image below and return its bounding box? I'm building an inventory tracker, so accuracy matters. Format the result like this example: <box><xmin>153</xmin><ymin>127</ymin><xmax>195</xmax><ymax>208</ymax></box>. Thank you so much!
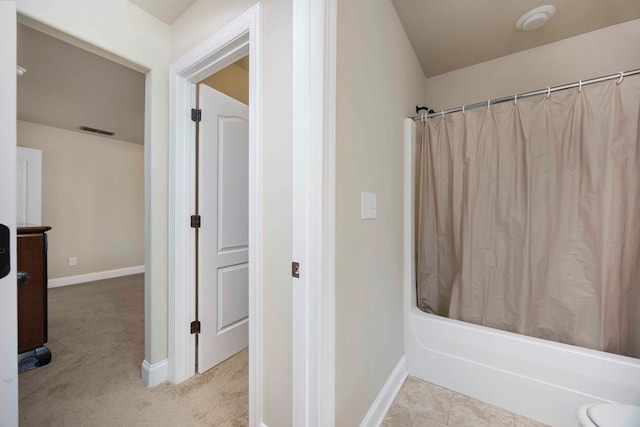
<box><xmin>417</xmin><ymin>77</ymin><xmax>640</xmax><ymax>358</ymax></box>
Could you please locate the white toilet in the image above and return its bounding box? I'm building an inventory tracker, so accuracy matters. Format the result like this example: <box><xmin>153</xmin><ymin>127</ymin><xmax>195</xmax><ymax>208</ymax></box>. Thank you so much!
<box><xmin>577</xmin><ymin>403</ymin><xmax>640</xmax><ymax>427</ymax></box>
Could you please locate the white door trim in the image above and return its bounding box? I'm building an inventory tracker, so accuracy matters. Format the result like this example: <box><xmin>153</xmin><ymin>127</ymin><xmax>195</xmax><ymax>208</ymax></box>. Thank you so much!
<box><xmin>292</xmin><ymin>0</ymin><xmax>337</xmax><ymax>425</ymax></box>
<box><xmin>0</xmin><ymin>2</ymin><xmax>18</xmax><ymax>425</ymax></box>
<box><xmin>168</xmin><ymin>4</ymin><xmax>262</xmax><ymax>426</ymax></box>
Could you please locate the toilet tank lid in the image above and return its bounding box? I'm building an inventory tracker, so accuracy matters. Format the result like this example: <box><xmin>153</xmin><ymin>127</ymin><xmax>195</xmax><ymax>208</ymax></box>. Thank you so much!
<box><xmin>588</xmin><ymin>404</ymin><xmax>640</xmax><ymax>427</ymax></box>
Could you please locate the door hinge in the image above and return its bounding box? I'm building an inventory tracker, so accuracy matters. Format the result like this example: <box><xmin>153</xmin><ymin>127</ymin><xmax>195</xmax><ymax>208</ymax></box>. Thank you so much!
<box><xmin>190</xmin><ymin>320</ymin><xmax>201</xmax><ymax>334</ymax></box>
<box><xmin>190</xmin><ymin>215</ymin><xmax>201</xmax><ymax>228</ymax></box>
<box><xmin>191</xmin><ymin>108</ymin><xmax>202</xmax><ymax>123</ymax></box>
<box><xmin>292</xmin><ymin>261</ymin><xmax>300</xmax><ymax>278</ymax></box>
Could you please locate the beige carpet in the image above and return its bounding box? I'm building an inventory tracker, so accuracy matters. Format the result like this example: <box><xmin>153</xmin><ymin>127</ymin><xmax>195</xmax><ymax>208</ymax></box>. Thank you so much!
<box><xmin>19</xmin><ymin>274</ymin><xmax>248</xmax><ymax>426</ymax></box>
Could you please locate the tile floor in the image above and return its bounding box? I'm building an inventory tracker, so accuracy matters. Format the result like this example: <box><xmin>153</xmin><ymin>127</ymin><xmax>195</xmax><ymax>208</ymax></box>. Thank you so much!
<box><xmin>382</xmin><ymin>377</ymin><xmax>549</xmax><ymax>427</ymax></box>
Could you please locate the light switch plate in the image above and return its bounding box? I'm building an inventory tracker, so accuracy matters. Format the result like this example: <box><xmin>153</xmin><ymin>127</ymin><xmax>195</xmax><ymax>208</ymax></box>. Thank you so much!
<box><xmin>361</xmin><ymin>192</ymin><xmax>376</xmax><ymax>220</ymax></box>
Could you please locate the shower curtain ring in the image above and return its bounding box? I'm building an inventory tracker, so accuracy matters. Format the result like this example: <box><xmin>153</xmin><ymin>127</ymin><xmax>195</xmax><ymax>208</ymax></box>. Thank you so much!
<box><xmin>487</xmin><ymin>100</ymin><xmax>491</xmax><ymax>110</ymax></box>
<box><xmin>546</xmin><ymin>87</ymin><xmax>551</xmax><ymax>99</ymax></box>
<box><xmin>441</xmin><ymin>110</ymin><xmax>445</xmax><ymax>118</ymax></box>
<box><xmin>616</xmin><ymin>71</ymin><xmax>624</xmax><ymax>85</ymax></box>
<box><xmin>579</xmin><ymin>80</ymin><xmax>583</xmax><ymax>92</ymax></box>
<box><xmin>514</xmin><ymin>93</ymin><xmax>518</xmax><ymax>104</ymax></box>
<box><xmin>462</xmin><ymin>105</ymin><xmax>466</xmax><ymax>115</ymax></box>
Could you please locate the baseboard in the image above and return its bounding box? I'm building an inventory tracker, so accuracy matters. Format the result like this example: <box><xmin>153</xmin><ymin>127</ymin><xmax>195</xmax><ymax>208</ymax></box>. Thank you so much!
<box><xmin>48</xmin><ymin>265</ymin><xmax>144</xmax><ymax>288</ymax></box>
<box><xmin>360</xmin><ymin>356</ymin><xmax>408</xmax><ymax>427</ymax></box>
<box><xmin>141</xmin><ymin>359</ymin><xmax>168</xmax><ymax>386</ymax></box>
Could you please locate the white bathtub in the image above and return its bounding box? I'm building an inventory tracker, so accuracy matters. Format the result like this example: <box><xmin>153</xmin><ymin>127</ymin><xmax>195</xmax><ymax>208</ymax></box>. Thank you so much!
<box><xmin>403</xmin><ymin>119</ymin><xmax>640</xmax><ymax>427</ymax></box>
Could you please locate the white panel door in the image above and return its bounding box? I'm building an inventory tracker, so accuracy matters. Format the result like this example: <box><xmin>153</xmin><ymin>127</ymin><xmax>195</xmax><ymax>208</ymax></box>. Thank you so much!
<box><xmin>16</xmin><ymin>146</ymin><xmax>42</xmax><ymax>225</ymax></box>
<box><xmin>198</xmin><ymin>84</ymin><xmax>249</xmax><ymax>373</ymax></box>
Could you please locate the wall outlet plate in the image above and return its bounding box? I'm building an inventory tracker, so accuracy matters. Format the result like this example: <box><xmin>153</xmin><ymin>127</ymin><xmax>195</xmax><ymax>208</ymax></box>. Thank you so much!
<box><xmin>69</xmin><ymin>256</ymin><xmax>77</xmax><ymax>266</ymax></box>
<box><xmin>361</xmin><ymin>192</ymin><xmax>377</xmax><ymax>220</ymax></box>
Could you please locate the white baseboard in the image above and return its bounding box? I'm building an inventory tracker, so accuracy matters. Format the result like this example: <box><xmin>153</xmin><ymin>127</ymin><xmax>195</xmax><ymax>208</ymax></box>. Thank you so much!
<box><xmin>360</xmin><ymin>356</ymin><xmax>408</xmax><ymax>427</ymax></box>
<box><xmin>48</xmin><ymin>265</ymin><xmax>144</xmax><ymax>288</ymax></box>
<box><xmin>141</xmin><ymin>359</ymin><xmax>168</xmax><ymax>386</ymax></box>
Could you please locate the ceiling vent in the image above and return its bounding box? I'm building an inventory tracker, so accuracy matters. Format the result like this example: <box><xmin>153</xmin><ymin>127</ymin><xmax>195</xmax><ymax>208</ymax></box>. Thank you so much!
<box><xmin>79</xmin><ymin>126</ymin><xmax>115</xmax><ymax>136</ymax></box>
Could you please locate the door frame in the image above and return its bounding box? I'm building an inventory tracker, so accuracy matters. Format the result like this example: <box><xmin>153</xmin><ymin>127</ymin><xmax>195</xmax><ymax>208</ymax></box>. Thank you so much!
<box><xmin>0</xmin><ymin>1</ymin><xmax>18</xmax><ymax>425</ymax></box>
<box><xmin>170</xmin><ymin>0</ymin><xmax>339</xmax><ymax>425</ymax></box>
<box><xmin>291</xmin><ymin>0</ymin><xmax>337</xmax><ymax>425</ymax></box>
<box><xmin>168</xmin><ymin>3</ymin><xmax>262</xmax><ymax>425</ymax></box>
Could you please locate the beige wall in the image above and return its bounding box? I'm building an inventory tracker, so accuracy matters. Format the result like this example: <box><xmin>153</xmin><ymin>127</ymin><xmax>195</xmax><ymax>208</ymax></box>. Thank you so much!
<box><xmin>17</xmin><ymin>120</ymin><xmax>144</xmax><ymax>279</ymax></box>
<box><xmin>201</xmin><ymin>62</ymin><xmax>249</xmax><ymax>105</ymax></box>
<box><xmin>336</xmin><ymin>0</ymin><xmax>425</xmax><ymax>424</ymax></box>
<box><xmin>17</xmin><ymin>0</ymin><xmax>171</xmax><ymax>365</ymax></box>
<box><xmin>172</xmin><ymin>1</ymin><xmax>293</xmax><ymax>425</ymax></box>
<box><xmin>425</xmin><ymin>18</ymin><xmax>640</xmax><ymax>110</ymax></box>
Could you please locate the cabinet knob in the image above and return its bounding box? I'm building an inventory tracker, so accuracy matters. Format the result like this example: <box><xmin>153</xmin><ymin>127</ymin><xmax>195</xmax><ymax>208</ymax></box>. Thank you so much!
<box><xmin>17</xmin><ymin>271</ymin><xmax>29</xmax><ymax>286</ymax></box>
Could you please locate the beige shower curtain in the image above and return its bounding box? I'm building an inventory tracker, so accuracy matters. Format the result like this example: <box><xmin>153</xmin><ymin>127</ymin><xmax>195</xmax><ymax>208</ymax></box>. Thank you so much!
<box><xmin>417</xmin><ymin>77</ymin><xmax>640</xmax><ymax>358</ymax></box>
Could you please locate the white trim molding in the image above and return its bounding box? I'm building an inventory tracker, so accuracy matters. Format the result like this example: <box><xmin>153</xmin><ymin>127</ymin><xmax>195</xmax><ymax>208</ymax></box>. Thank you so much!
<box><xmin>291</xmin><ymin>0</ymin><xmax>337</xmax><ymax>425</ymax></box>
<box><xmin>141</xmin><ymin>358</ymin><xmax>168</xmax><ymax>386</ymax></box>
<box><xmin>359</xmin><ymin>357</ymin><xmax>408</xmax><ymax>427</ymax></box>
<box><xmin>48</xmin><ymin>265</ymin><xmax>145</xmax><ymax>288</ymax></box>
<box><xmin>0</xmin><ymin>2</ymin><xmax>18</xmax><ymax>425</ymax></box>
<box><xmin>168</xmin><ymin>4</ymin><xmax>263</xmax><ymax>427</ymax></box>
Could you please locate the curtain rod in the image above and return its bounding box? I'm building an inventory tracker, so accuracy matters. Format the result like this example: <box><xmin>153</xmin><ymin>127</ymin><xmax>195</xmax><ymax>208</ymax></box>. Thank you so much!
<box><xmin>410</xmin><ymin>68</ymin><xmax>640</xmax><ymax>121</ymax></box>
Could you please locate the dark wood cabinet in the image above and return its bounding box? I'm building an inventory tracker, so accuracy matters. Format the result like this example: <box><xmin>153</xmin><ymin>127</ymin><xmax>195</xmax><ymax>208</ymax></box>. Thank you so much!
<box><xmin>17</xmin><ymin>226</ymin><xmax>52</xmax><ymax>366</ymax></box>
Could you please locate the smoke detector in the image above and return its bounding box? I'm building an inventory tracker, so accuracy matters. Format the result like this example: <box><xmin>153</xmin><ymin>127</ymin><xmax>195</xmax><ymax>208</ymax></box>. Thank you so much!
<box><xmin>515</xmin><ymin>5</ymin><xmax>556</xmax><ymax>31</ymax></box>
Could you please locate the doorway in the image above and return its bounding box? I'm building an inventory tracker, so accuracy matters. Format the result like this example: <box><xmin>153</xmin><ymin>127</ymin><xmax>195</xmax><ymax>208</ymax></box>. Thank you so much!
<box><xmin>15</xmin><ymin>19</ymin><xmax>147</xmax><ymax>425</ymax></box>
<box><xmin>168</xmin><ymin>5</ymin><xmax>262</xmax><ymax>426</ymax></box>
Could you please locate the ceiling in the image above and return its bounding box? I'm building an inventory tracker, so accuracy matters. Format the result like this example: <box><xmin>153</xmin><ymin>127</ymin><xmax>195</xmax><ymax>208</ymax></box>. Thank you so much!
<box><xmin>129</xmin><ymin>0</ymin><xmax>196</xmax><ymax>24</ymax></box>
<box><xmin>391</xmin><ymin>0</ymin><xmax>640</xmax><ymax>77</ymax></box>
<box><xmin>17</xmin><ymin>1</ymin><xmax>640</xmax><ymax>142</ymax></box>
<box><xmin>235</xmin><ymin>56</ymin><xmax>250</xmax><ymax>72</ymax></box>
<box><xmin>17</xmin><ymin>24</ymin><xmax>145</xmax><ymax>145</ymax></box>
<box><xmin>129</xmin><ymin>0</ymin><xmax>640</xmax><ymax>78</ymax></box>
